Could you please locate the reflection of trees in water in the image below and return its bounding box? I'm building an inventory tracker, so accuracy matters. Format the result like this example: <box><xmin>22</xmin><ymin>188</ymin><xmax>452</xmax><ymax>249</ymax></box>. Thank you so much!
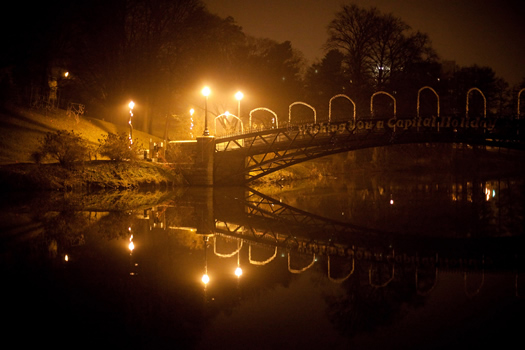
<box><xmin>276</xmin><ymin>173</ymin><xmax>523</xmax><ymax>237</ymax></box>
<box><xmin>324</xmin><ymin>260</ymin><xmax>426</xmax><ymax>339</ymax></box>
<box><xmin>37</xmin><ymin>210</ymin><xmax>90</xmax><ymax>258</ymax></box>
<box><xmin>88</xmin><ymin>211</ymin><xmax>133</xmax><ymax>240</ymax></box>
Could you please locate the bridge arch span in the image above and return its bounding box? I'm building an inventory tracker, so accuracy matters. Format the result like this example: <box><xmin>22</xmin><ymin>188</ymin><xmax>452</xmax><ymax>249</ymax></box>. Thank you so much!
<box><xmin>370</xmin><ymin>91</ymin><xmax>397</xmax><ymax>119</ymax></box>
<box><xmin>466</xmin><ymin>87</ymin><xmax>487</xmax><ymax>119</ymax></box>
<box><xmin>174</xmin><ymin>87</ymin><xmax>524</xmax><ymax>186</ymax></box>
<box><xmin>212</xmin><ymin>115</ymin><xmax>523</xmax><ymax>185</ymax></box>
<box><xmin>329</xmin><ymin>94</ymin><xmax>356</xmax><ymax>123</ymax></box>
<box><xmin>249</xmin><ymin>107</ymin><xmax>279</xmax><ymax>129</ymax></box>
<box><xmin>289</xmin><ymin>101</ymin><xmax>316</xmax><ymax>124</ymax></box>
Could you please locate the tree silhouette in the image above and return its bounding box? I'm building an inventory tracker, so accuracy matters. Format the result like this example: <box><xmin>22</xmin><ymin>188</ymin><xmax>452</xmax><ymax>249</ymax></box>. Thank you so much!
<box><xmin>325</xmin><ymin>4</ymin><xmax>436</xmax><ymax>102</ymax></box>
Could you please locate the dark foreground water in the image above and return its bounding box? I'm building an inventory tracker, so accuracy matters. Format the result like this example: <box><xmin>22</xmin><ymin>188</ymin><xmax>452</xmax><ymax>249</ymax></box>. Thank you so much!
<box><xmin>1</xmin><ymin>170</ymin><xmax>524</xmax><ymax>349</ymax></box>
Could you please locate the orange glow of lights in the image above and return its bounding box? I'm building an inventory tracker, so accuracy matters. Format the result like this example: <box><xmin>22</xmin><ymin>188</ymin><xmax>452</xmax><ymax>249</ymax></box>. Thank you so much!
<box><xmin>235</xmin><ymin>267</ymin><xmax>243</xmax><ymax>277</ymax></box>
<box><xmin>129</xmin><ymin>233</ymin><xmax>134</xmax><ymax>251</ymax></box>
<box><xmin>202</xmin><ymin>274</ymin><xmax>210</xmax><ymax>284</ymax></box>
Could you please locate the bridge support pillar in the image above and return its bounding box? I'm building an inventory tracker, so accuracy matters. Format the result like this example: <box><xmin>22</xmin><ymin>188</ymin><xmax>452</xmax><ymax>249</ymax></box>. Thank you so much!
<box><xmin>170</xmin><ymin>137</ymin><xmax>215</xmax><ymax>185</ymax></box>
<box><xmin>214</xmin><ymin>151</ymin><xmax>247</xmax><ymax>185</ymax></box>
<box><xmin>191</xmin><ymin>136</ymin><xmax>215</xmax><ymax>186</ymax></box>
<box><xmin>194</xmin><ymin>187</ymin><xmax>215</xmax><ymax>235</ymax></box>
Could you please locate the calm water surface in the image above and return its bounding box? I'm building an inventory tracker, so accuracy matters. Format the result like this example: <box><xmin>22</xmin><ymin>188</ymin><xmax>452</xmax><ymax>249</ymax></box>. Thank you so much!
<box><xmin>1</xmin><ymin>170</ymin><xmax>524</xmax><ymax>349</ymax></box>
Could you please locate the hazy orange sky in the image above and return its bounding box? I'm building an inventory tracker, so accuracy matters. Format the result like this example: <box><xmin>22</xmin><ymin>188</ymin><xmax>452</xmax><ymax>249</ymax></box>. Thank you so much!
<box><xmin>204</xmin><ymin>0</ymin><xmax>524</xmax><ymax>86</ymax></box>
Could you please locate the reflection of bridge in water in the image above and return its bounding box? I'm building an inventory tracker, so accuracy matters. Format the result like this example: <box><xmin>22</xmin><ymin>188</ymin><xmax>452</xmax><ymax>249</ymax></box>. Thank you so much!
<box><xmin>153</xmin><ymin>186</ymin><xmax>525</xmax><ymax>296</ymax></box>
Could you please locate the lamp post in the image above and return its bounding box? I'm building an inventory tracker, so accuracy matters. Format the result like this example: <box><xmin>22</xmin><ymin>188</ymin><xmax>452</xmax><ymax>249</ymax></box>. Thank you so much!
<box><xmin>202</xmin><ymin>87</ymin><xmax>211</xmax><ymax>136</ymax></box>
<box><xmin>189</xmin><ymin>108</ymin><xmax>195</xmax><ymax>138</ymax></box>
<box><xmin>128</xmin><ymin>101</ymin><xmax>134</xmax><ymax>146</ymax></box>
<box><xmin>235</xmin><ymin>91</ymin><xmax>244</xmax><ymax>120</ymax></box>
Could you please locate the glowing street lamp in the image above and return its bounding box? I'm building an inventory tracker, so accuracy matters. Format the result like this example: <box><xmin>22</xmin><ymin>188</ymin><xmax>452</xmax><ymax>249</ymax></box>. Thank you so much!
<box><xmin>235</xmin><ymin>266</ymin><xmax>243</xmax><ymax>277</ymax></box>
<box><xmin>202</xmin><ymin>87</ymin><xmax>211</xmax><ymax>136</ymax></box>
<box><xmin>128</xmin><ymin>101</ymin><xmax>135</xmax><ymax>145</ymax></box>
<box><xmin>235</xmin><ymin>91</ymin><xmax>244</xmax><ymax>119</ymax></box>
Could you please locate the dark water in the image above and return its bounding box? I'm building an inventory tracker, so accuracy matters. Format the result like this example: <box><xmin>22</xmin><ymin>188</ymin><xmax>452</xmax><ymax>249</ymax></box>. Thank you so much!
<box><xmin>1</xmin><ymin>170</ymin><xmax>524</xmax><ymax>349</ymax></box>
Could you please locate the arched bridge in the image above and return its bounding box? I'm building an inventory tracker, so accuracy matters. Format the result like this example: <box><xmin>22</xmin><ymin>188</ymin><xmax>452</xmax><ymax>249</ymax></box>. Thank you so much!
<box><xmin>208</xmin><ymin>115</ymin><xmax>523</xmax><ymax>185</ymax></box>
<box><xmin>171</xmin><ymin>87</ymin><xmax>525</xmax><ymax>186</ymax></box>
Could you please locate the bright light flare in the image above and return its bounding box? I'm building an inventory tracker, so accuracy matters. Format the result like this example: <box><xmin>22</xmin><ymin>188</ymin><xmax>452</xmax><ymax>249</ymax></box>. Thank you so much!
<box><xmin>129</xmin><ymin>233</ymin><xmax>134</xmax><ymax>251</ymax></box>
<box><xmin>129</xmin><ymin>101</ymin><xmax>135</xmax><ymax>110</ymax></box>
<box><xmin>202</xmin><ymin>86</ymin><xmax>211</xmax><ymax>97</ymax></box>
<box><xmin>235</xmin><ymin>91</ymin><xmax>244</xmax><ymax>101</ymax></box>
<box><xmin>235</xmin><ymin>267</ymin><xmax>243</xmax><ymax>277</ymax></box>
<box><xmin>202</xmin><ymin>274</ymin><xmax>210</xmax><ymax>284</ymax></box>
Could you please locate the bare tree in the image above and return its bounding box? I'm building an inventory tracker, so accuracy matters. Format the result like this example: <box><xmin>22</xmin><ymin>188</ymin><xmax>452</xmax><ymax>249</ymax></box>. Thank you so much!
<box><xmin>326</xmin><ymin>4</ymin><xmax>436</xmax><ymax>91</ymax></box>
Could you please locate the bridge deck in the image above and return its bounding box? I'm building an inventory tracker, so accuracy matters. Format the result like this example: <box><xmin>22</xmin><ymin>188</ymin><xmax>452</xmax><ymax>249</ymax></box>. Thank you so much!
<box><xmin>212</xmin><ymin>117</ymin><xmax>523</xmax><ymax>185</ymax></box>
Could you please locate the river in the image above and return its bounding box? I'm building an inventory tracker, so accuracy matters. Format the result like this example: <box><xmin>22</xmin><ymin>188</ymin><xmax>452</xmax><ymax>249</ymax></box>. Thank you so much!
<box><xmin>1</xmin><ymin>167</ymin><xmax>524</xmax><ymax>349</ymax></box>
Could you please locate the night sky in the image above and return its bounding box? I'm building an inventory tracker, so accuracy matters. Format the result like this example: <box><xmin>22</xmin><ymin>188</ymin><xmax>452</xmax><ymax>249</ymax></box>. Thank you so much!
<box><xmin>205</xmin><ymin>0</ymin><xmax>525</xmax><ymax>86</ymax></box>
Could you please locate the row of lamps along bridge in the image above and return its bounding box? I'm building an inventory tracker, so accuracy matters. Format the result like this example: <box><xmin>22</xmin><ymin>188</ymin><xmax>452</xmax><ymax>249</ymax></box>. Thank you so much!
<box><xmin>126</xmin><ymin>86</ymin><xmax>525</xmax><ymax>144</ymax></box>
<box><xmin>127</xmin><ymin>87</ymin><xmax>244</xmax><ymax>143</ymax></box>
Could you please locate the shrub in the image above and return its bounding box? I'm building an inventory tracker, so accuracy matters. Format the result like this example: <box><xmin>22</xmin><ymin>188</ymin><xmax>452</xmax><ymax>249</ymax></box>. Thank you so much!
<box><xmin>98</xmin><ymin>132</ymin><xmax>140</xmax><ymax>161</ymax></box>
<box><xmin>38</xmin><ymin>130</ymin><xmax>91</xmax><ymax>167</ymax></box>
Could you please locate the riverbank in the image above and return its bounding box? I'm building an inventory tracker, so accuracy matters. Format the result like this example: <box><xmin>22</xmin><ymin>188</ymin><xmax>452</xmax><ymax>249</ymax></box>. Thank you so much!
<box><xmin>0</xmin><ymin>160</ymin><xmax>186</xmax><ymax>192</ymax></box>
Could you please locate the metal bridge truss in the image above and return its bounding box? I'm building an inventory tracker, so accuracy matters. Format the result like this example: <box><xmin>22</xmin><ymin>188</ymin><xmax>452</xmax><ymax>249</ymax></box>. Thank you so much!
<box><xmin>214</xmin><ymin>117</ymin><xmax>523</xmax><ymax>184</ymax></box>
<box><xmin>214</xmin><ymin>188</ymin><xmax>387</xmax><ymax>243</ymax></box>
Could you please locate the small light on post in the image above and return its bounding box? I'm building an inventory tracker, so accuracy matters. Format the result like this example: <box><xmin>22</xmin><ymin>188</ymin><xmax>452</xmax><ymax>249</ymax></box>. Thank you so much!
<box><xmin>202</xmin><ymin>87</ymin><xmax>211</xmax><ymax>136</ymax></box>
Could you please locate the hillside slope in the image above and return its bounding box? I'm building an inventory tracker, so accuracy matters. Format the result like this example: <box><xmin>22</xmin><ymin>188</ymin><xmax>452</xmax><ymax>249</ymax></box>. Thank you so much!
<box><xmin>0</xmin><ymin>105</ymin><xmax>186</xmax><ymax>191</ymax></box>
<box><xmin>0</xmin><ymin>104</ymin><xmax>163</xmax><ymax>164</ymax></box>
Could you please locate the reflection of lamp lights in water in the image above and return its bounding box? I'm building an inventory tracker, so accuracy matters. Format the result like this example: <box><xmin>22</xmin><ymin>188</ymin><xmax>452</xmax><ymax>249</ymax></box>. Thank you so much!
<box><xmin>128</xmin><ymin>101</ymin><xmax>134</xmax><ymax>146</ymax></box>
<box><xmin>128</xmin><ymin>229</ymin><xmax>139</xmax><ymax>276</ymax></box>
<box><xmin>235</xmin><ymin>239</ymin><xmax>242</xmax><ymax>277</ymax></box>
<box><xmin>128</xmin><ymin>230</ymin><xmax>134</xmax><ymax>252</ymax></box>
<box><xmin>200</xmin><ymin>234</ymin><xmax>213</xmax><ymax>286</ymax></box>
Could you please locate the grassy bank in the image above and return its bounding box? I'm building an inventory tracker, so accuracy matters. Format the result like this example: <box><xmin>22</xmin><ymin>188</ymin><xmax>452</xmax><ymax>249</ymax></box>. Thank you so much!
<box><xmin>0</xmin><ymin>104</ymin><xmax>162</xmax><ymax>164</ymax></box>
<box><xmin>0</xmin><ymin>104</ymin><xmax>185</xmax><ymax>191</ymax></box>
<box><xmin>0</xmin><ymin>161</ymin><xmax>185</xmax><ymax>192</ymax></box>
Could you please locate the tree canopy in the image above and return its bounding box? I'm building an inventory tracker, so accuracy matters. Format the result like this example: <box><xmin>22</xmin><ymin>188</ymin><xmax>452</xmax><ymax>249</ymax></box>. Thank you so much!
<box><xmin>2</xmin><ymin>1</ymin><xmax>521</xmax><ymax>138</ymax></box>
